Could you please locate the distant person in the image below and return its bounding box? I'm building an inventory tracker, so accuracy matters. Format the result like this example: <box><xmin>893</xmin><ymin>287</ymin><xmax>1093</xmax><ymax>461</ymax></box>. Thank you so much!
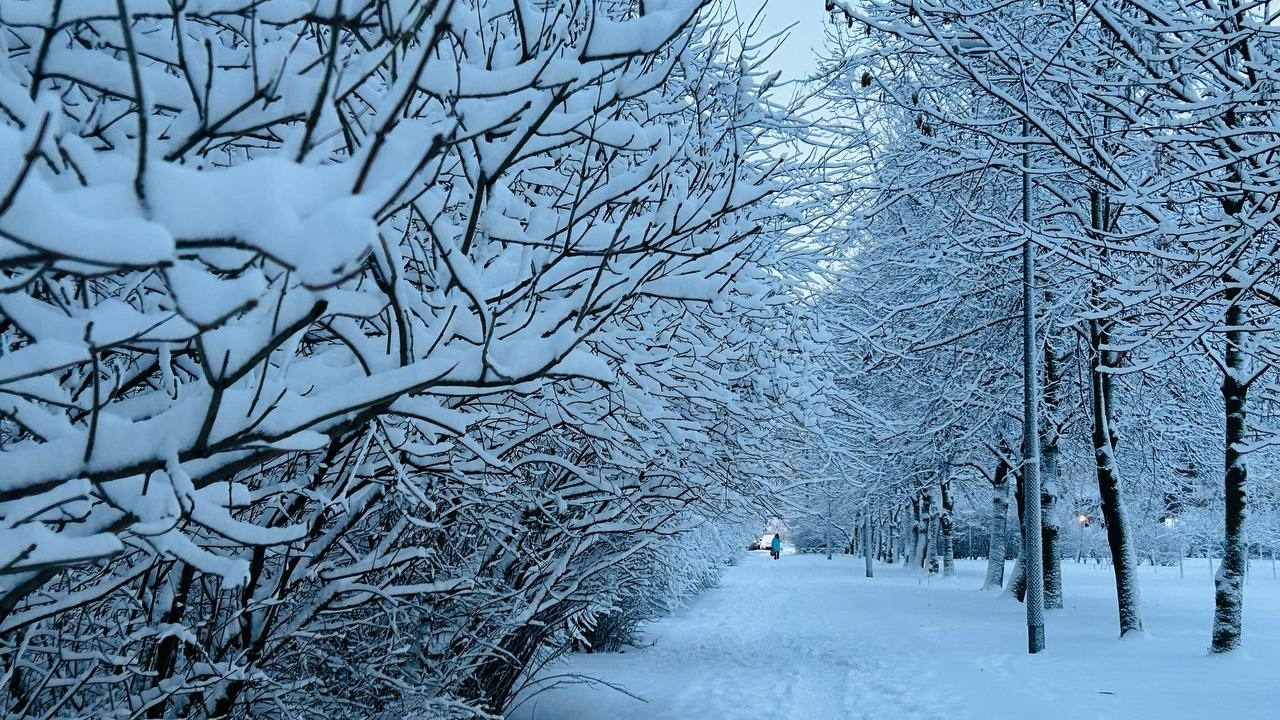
<box><xmin>770</xmin><ymin>534</ymin><xmax>782</xmax><ymax>560</ymax></box>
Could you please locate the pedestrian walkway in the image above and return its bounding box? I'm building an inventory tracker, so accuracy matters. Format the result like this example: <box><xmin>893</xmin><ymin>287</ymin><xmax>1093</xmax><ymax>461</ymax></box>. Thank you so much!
<box><xmin>516</xmin><ymin>554</ymin><xmax>1279</xmax><ymax>720</ymax></box>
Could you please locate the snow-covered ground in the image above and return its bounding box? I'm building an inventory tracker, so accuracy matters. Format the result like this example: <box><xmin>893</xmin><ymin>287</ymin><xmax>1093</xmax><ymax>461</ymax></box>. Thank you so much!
<box><xmin>515</xmin><ymin>554</ymin><xmax>1280</xmax><ymax>720</ymax></box>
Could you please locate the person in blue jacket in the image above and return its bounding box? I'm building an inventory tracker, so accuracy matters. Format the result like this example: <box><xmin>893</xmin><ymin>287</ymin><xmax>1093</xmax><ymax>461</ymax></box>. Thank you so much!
<box><xmin>770</xmin><ymin>534</ymin><xmax>782</xmax><ymax>560</ymax></box>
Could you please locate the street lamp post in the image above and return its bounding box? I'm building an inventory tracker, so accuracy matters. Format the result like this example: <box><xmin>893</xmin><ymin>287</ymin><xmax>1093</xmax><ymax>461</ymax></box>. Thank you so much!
<box><xmin>955</xmin><ymin>36</ymin><xmax>1046</xmax><ymax>653</ymax></box>
<box><xmin>838</xmin><ymin>18</ymin><xmax>1047</xmax><ymax>652</ymax></box>
<box><xmin>1021</xmin><ymin>117</ymin><xmax>1046</xmax><ymax>654</ymax></box>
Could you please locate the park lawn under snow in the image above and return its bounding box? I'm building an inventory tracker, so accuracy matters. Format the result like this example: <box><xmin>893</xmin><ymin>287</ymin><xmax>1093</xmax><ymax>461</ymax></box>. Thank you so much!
<box><xmin>515</xmin><ymin>554</ymin><xmax>1279</xmax><ymax>720</ymax></box>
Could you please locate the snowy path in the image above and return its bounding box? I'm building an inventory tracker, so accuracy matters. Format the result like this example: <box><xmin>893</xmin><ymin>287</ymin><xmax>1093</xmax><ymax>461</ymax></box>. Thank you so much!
<box><xmin>517</xmin><ymin>554</ymin><xmax>1280</xmax><ymax>720</ymax></box>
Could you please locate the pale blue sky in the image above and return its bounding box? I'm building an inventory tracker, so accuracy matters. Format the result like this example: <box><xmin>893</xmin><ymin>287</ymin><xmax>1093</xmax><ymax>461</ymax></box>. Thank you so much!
<box><xmin>729</xmin><ymin>0</ymin><xmax>831</xmax><ymax>82</ymax></box>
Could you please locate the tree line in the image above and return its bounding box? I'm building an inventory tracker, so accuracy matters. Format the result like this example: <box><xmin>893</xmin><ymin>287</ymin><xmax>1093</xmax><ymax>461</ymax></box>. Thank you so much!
<box><xmin>811</xmin><ymin>0</ymin><xmax>1280</xmax><ymax>653</ymax></box>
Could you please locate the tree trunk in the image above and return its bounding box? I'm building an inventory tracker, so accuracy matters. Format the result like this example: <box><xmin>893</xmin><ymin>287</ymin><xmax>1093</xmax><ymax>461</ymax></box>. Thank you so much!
<box><xmin>864</xmin><ymin>514</ymin><xmax>874</xmax><ymax>578</ymax></box>
<box><xmin>1008</xmin><ymin>467</ymin><xmax>1027</xmax><ymax>601</ymax></box>
<box><xmin>983</xmin><ymin>459</ymin><xmax>1010</xmax><ymax>590</ymax></box>
<box><xmin>1212</xmin><ymin>291</ymin><xmax>1248</xmax><ymax>652</ymax></box>
<box><xmin>914</xmin><ymin>494</ymin><xmax>931</xmax><ymax>571</ymax></box>
<box><xmin>885</xmin><ymin>508</ymin><xmax>898</xmax><ymax>564</ymax></box>
<box><xmin>877</xmin><ymin>515</ymin><xmax>887</xmax><ymax>561</ymax></box>
<box><xmin>889</xmin><ymin>512</ymin><xmax>898</xmax><ymax>563</ymax></box>
<box><xmin>907</xmin><ymin>497</ymin><xmax>922</xmax><ymax>568</ymax></box>
<box><xmin>1041</xmin><ymin>337</ymin><xmax>1064</xmax><ymax>608</ymax></box>
<box><xmin>941</xmin><ymin>480</ymin><xmax>955</xmax><ymax>577</ymax></box>
<box><xmin>869</xmin><ymin>516</ymin><xmax>877</xmax><ymax>559</ymax></box>
<box><xmin>1088</xmin><ymin>190</ymin><xmax>1143</xmax><ymax>637</ymax></box>
<box><xmin>146</xmin><ymin>562</ymin><xmax>195</xmax><ymax>719</ymax></box>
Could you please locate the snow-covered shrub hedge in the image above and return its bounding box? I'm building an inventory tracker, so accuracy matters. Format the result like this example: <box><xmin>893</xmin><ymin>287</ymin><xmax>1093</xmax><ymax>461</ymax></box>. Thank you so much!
<box><xmin>0</xmin><ymin>1</ymin><xmax>821</xmax><ymax>717</ymax></box>
<box><xmin>574</xmin><ymin>516</ymin><xmax>746</xmax><ymax>653</ymax></box>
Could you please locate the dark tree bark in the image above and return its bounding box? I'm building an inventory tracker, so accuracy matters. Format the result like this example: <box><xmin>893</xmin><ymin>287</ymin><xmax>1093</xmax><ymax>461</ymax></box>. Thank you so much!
<box><xmin>1040</xmin><ymin>336</ymin><xmax>1064</xmax><ymax>608</ymax></box>
<box><xmin>886</xmin><ymin>506</ymin><xmax>899</xmax><ymax>564</ymax></box>
<box><xmin>941</xmin><ymin>480</ymin><xmax>956</xmax><ymax>577</ymax></box>
<box><xmin>983</xmin><ymin>458</ymin><xmax>1011</xmax><ymax>590</ymax></box>
<box><xmin>1212</xmin><ymin>286</ymin><xmax>1248</xmax><ymax>652</ymax></box>
<box><xmin>877</xmin><ymin>515</ymin><xmax>886</xmax><ymax>561</ymax></box>
<box><xmin>146</xmin><ymin>562</ymin><xmax>195</xmax><ymax>719</ymax></box>
<box><xmin>916</xmin><ymin>492</ymin><xmax>934</xmax><ymax>572</ymax></box>
<box><xmin>864</xmin><ymin>514</ymin><xmax>874</xmax><ymax>578</ymax></box>
<box><xmin>1088</xmin><ymin>190</ymin><xmax>1143</xmax><ymax>637</ymax></box>
<box><xmin>907</xmin><ymin>496</ymin><xmax>922</xmax><ymax>568</ymax></box>
<box><xmin>1009</xmin><ymin>467</ymin><xmax>1027</xmax><ymax>601</ymax></box>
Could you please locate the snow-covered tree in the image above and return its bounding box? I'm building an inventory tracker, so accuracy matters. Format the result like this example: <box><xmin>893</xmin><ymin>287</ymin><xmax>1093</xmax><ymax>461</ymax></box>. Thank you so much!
<box><xmin>0</xmin><ymin>1</ymin><xmax>824</xmax><ymax>716</ymax></box>
<box><xmin>825</xmin><ymin>0</ymin><xmax>1280</xmax><ymax>651</ymax></box>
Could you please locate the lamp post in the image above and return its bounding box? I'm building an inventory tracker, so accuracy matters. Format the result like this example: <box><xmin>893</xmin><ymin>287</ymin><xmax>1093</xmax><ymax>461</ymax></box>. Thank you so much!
<box><xmin>834</xmin><ymin>15</ymin><xmax>1047</xmax><ymax>651</ymax></box>
<box><xmin>1020</xmin><ymin>117</ymin><xmax>1046</xmax><ymax>654</ymax></box>
<box><xmin>950</xmin><ymin>36</ymin><xmax>1046</xmax><ymax>652</ymax></box>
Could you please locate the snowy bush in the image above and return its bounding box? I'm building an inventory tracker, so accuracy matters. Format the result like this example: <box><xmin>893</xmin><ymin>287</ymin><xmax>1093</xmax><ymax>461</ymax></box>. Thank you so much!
<box><xmin>572</xmin><ymin>516</ymin><xmax>742</xmax><ymax>654</ymax></box>
<box><xmin>0</xmin><ymin>1</ymin><xmax>820</xmax><ymax>717</ymax></box>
